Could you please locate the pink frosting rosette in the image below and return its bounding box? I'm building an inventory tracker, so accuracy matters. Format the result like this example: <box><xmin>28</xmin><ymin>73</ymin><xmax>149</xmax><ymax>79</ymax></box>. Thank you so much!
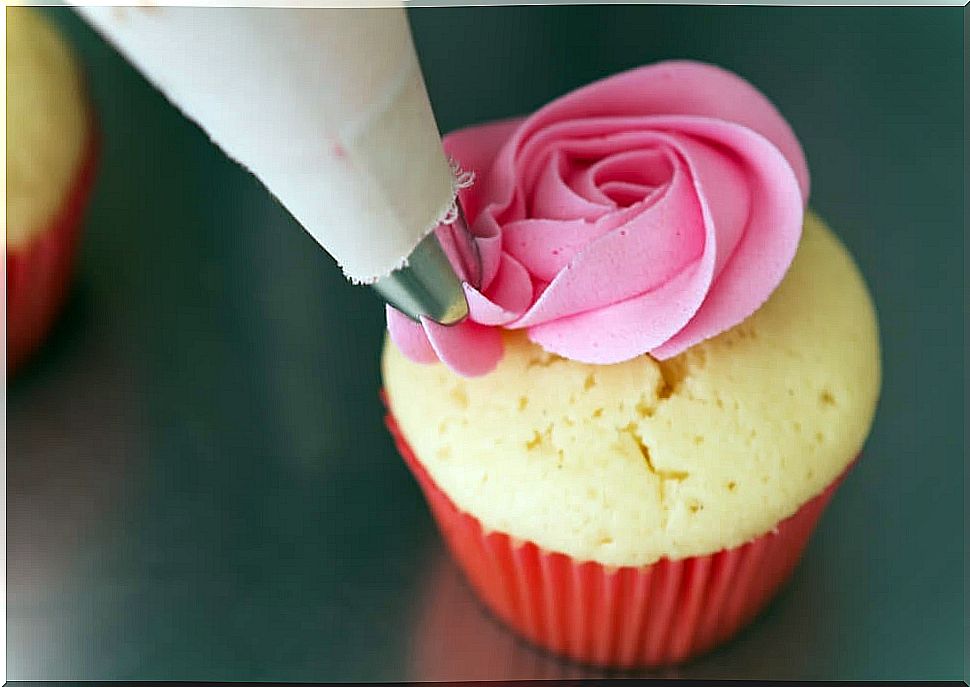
<box><xmin>387</xmin><ymin>60</ymin><xmax>810</xmax><ymax>377</ymax></box>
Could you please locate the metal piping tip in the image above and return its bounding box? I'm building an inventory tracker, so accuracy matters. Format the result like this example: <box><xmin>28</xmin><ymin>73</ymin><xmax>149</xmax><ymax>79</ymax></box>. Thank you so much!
<box><xmin>372</xmin><ymin>201</ymin><xmax>481</xmax><ymax>326</ymax></box>
<box><xmin>372</xmin><ymin>230</ymin><xmax>469</xmax><ymax>326</ymax></box>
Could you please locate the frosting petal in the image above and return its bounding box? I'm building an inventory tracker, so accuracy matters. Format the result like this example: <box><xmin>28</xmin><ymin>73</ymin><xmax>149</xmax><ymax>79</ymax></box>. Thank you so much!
<box><xmin>511</xmin><ymin>144</ymin><xmax>707</xmax><ymax>329</ymax></box>
<box><xmin>463</xmin><ymin>253</ymin><xmax>533</xmax><ymax>325</ymax></box>
<box><xmin>649</xmin><ymin>119</ymin><xmax>804</xmax><ymax>359</ymax></box>
<box><xmin>422</xmin><ymin>317</ymin><xmax>504</xmax><ymax>377</ymax></box>
<box><xmin>509</xmin><ymin>60</ymin><xmax>809</xmax><ymax>203</ymax></box>
<box><xmin>386</xmin><ymin>306</ymin><xmax>438</xmax><ymax>364</ymax></box>
<box><xmin>526</xmin><ymin>265</ymin><xmax>703</xmax><ymax>363</ymax></box>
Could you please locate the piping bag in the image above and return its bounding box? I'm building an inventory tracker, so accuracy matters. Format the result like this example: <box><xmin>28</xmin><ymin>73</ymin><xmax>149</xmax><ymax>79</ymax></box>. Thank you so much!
<box><xmin>72</xmin><ymin>4</ymin><xmax>479</xmax><ymax>325</ymax></box>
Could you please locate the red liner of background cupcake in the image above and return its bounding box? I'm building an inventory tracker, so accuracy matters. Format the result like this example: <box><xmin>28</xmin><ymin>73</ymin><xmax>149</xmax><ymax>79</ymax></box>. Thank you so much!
<box><xmin>385</xmin><ymin>403</ymin><xmax>853</xmax><ymax>668</ymax></box>
<box><xmin>6</xmin><ymin>128</ymin><xmax>98</xmax><ymax>375</ymax></box>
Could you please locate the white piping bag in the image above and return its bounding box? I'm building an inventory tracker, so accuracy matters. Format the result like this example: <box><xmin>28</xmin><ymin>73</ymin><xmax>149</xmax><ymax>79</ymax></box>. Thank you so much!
<box><xmin>72</xmin><ymin>4</ymin><xmax>478</xmax><ymax>324</ymax></box>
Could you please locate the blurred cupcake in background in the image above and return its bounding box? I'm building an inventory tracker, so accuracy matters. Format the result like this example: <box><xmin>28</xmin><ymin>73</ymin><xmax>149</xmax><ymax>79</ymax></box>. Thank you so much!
<box><xmin>6</xmin><ymin>7</ymin><xmax>98</xmax><ymax>374</ymax></box>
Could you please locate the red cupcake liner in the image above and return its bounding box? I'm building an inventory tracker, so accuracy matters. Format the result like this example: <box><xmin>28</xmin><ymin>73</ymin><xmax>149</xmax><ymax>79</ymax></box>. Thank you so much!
<box><xmin>6</xmin><ymin>126</ymin><xmax>99</xmax><ymax>375</ymax></box>
<box><xmin>384</xmin><ymin>401</ymin><xmax>850</xmax><ymax>668</ymax></box>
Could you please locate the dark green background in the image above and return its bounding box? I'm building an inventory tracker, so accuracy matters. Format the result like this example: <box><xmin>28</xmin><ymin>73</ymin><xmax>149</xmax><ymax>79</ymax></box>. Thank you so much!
<box><xmin>8</xmin><ymin>5</ymin><xmax>965</xmax><ymax>681</ymax></box>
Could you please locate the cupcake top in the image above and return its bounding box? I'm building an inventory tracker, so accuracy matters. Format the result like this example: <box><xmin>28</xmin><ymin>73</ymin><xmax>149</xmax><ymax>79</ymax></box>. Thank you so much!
<box><xmin>6</xmin><ymin>7</ymin><xmax>90</xmax><ymax>250</ymax></box>
<box><xmin>383</xmin><ymin>212</ymin><xmax>881</xmax><ymax>567</ymax></box>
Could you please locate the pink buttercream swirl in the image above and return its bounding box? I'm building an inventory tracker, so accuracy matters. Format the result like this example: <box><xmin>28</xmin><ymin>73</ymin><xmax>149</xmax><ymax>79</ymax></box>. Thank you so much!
<box><xmin>387</xmin><ymin>61</ymin><xmax>810</xmax><ymax>377</ymax></box>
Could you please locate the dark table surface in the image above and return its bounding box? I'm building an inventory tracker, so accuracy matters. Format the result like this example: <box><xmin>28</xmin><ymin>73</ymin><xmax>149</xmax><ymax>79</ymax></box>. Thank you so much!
<box><xmin>8</xmin><ymin>5</ymin><xmax>965</xmax><ymax>681</ymax></box>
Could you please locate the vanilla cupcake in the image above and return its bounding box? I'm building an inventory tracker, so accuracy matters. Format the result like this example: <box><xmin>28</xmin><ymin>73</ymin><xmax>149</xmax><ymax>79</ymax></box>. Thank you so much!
<box><xmin>6</xmin><ymin>7</ymin><xmax>98</xmax><ymax>373</ymax></box>
<box><xmin>381</xmin><ymin>62</ymin><xmax>880</xmax><ymax>667</ymax></box>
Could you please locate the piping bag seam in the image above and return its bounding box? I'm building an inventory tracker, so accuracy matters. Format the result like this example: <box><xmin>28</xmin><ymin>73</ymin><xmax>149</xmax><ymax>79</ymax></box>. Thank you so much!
<box><xmin>345</xmin><ymin>158</ymin><xmax>476</xmax><ymax>286</ymax></box>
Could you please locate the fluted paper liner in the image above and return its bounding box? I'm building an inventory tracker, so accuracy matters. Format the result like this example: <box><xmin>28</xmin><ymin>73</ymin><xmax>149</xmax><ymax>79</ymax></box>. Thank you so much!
<box><xmin>384</xmin><ymin>401</ymin><xmax>849</xmax><ymax>668</ymax></box>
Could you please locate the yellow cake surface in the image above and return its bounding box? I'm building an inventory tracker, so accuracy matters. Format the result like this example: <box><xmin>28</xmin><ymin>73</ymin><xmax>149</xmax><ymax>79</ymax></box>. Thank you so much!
<box><xmin>6</xmin><ymin>7</ymin><xmax>89</xmax><ymax>249</ymax></box>
<box><xmin>383</xmin><ymin>212</ymin><xmax>881</xmax><ymax>567</ymax></box>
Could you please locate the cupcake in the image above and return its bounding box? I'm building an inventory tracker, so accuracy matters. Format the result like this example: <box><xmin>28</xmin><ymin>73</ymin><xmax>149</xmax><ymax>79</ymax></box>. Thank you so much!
<box><xmin>6</xmin><ymin>7</ymin><xmax>98</xmax><ymax>374</ymax></box>
<box><xmin>382</xmin><ymin>61</ymin><xmax>880</xmax><ymax>667</ymax></box>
